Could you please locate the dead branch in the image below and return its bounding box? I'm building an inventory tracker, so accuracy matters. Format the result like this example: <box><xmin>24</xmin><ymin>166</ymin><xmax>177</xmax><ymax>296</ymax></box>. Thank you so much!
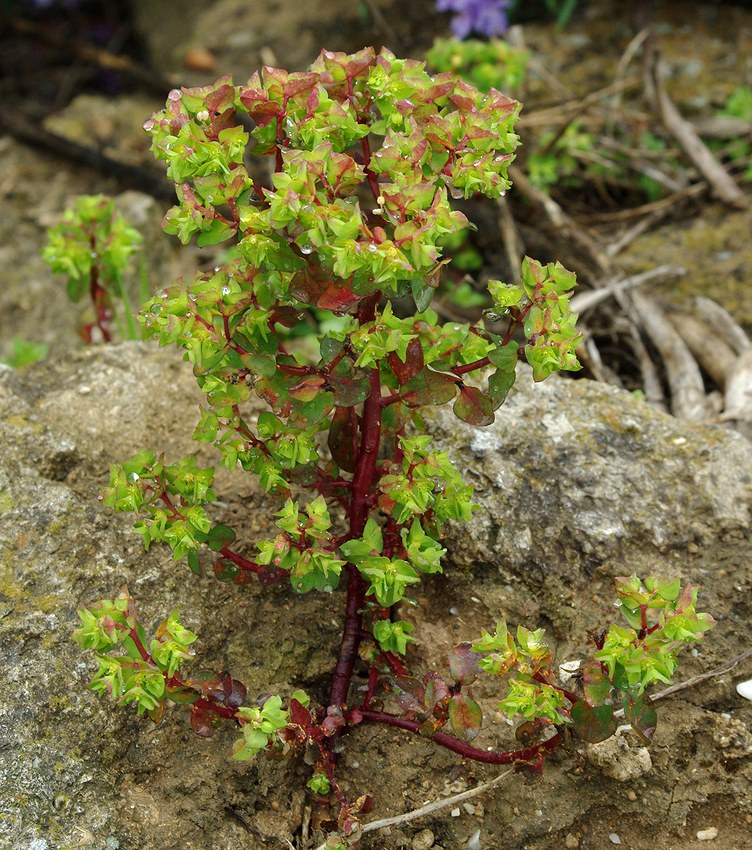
<box><xmin>630</xmin><ymin>291</ymin><xmax>712</xmax><ymax>421</ymax></box>
<box><xmin>647</xmin><ymin>51</ymin><xmax>747</xmax><ymax>209</ymax></box>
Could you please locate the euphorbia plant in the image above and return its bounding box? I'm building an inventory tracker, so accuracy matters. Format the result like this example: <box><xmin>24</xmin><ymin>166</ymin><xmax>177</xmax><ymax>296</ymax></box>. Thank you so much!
<box><xmin>43</xmin><ymin>194</ymin><xmax>145</xmax><ymax>343</ymax></box>
<box><xmin>74</xmin><ymin>47</ymin><xmax>713</xmax><ymax>841</ymax></box>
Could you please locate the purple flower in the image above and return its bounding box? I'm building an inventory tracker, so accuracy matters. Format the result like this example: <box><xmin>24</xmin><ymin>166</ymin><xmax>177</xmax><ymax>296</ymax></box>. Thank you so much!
<box><xmin>436</xmin><ymin>0</ymin><xmax>511</xmax><ymax>39</ymax></box>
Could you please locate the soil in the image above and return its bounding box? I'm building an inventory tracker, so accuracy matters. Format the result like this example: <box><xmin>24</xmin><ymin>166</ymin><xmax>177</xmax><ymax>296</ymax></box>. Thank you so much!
<box><xmin>1</xmin><ymin>2</ymin><xmax>752</xmax><ymax>850</ymax></box>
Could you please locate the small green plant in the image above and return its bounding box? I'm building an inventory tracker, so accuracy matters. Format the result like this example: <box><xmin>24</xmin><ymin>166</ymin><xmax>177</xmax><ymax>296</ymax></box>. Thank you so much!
<box><xmin>74</xmin><ymin>48</ymin><xmax>713</xmax><ymax>841</ymax></box>
<box><xmin>713</xmin><ymin>85</ymin><xmax>752</xmax><ymax>182</ymax></box>
<box><xmin>0</xmin><ymin>336</ymin><xmax>48</xmax><ymax>368</ymax></box>
<box><xmin>426</xmin><ymin>36</ymin><xmax>529</xmax><ymax>94</ymax></box>
<box><xmin>43</xmin><ymin>194</ymin><xmax>146</xmax><ymax>343</ymax></box>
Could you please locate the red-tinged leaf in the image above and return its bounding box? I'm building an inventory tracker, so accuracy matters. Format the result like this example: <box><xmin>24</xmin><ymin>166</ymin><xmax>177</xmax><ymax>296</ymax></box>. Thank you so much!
<box><xmin>419</xmin><ymin>715</ymin><xmax>445</xmax><ymax>737</ymax></box>
<box><xmin>288</xmin><ymin>375</ymin><xmax>326</xmax><ymax>401</ymax></box>
<box><xmin>190</xmin><ymin>706</ymin><xmax>215</xmax><ymax>738</ymax></box>
<box><xmin>147</xmin><ymin>702</ymin><xmax>165</xmax><ymax>724</ymax></box>
<box><xmin>423</xmin><ymin>672</ymin><xmax>450</xmax><ymax>713</ymax></box>
<box><xmin>570</xmin><ymin>701</ymin><xmax>616</xmax><ymax>743</ymax></box>
<box><xmin>291</xmin><ymin>266</ymin><xmax>361</xmax><ymax>312</ymax></box>
<box><xmin>327</xmin><ymin>373</ymin><xmax>370</xmax><ymax>407</ymax></box>
<box><xmin>213</xmin><ymin>558</ymin><xmax>240</xmax><ymax>582</ymax></box>
<box><xmin>453</xmin><ymin>385</ymin><xmax>495</xmax><ymax>426</ymax></box>
<box><xmin>515</xmin><ymin>757</ymin><xmax>545</xmax><ymax>783</ymax></box>
<box><xmin>328</xmin><ymin>406</ymin><xmax>358</xmax><ymax>472</ymax></box>
<box><xmin>623</xmin><ymin>695</ymin><xmax>657</xmax><ymax>745</ymax></box>
<box><xmin>204</xmin><ymin>84</ymin><xmax>235</xmax><ymax>115</ymax></box>
<box><xmin>322</xmin><ymin>705</ymin><xmax>345</xmax><ymax>736</ymax></box>
<box><xmin>165</xmin><ymin>684</ymin><xmax>200</xmax><ymax>705</ymax></box>
<box><xmin>282</xmin><ymin>72</ymin><xmax>319</xmax><ymax>99</ymax></box>
<box><xmin>224</xmin><ymin>676</ymin><xmax>247</xmax><ymax>708</ymax></box>
<box><xmin>449</xmin><ymin>693</ymin><xmax>482</xmax><ymax>742</ymax></box>
<box><xmin>387</xmin><ymin>337</ymin><xmax>425</xmax><ymax>384</ymax></box>
<box><xmin>447</xmin><ymin>642</ymin><xmax>481</xmax><ymax>685</ymax></box>
<box><xmin>289</xmin><ymin>698</ymin><xmax>312</xmax><ymax>729</ymax></box>
<box><xmin>271</xmin><ymin>306</ymin><xmax>300</xmax><ymax>328</ymax></box>
<box><xmin>392</xmin><ymin>675</ymin><xmax>425</xmax><ymax>714</ymax></box>
<box><xmin>401</xmin><ymin>367</ymin><xmax>458</xmax><ymax>407</ymax></box>
<box><xmin>345</xmin><ymin>48</ymin><xmax>377</xmax><ymax>79</ymax></box>
<box><xmin>488</xmin><ymin>366</ymin><xmax>516</xmax><ymax>410</ymax></box>
<box><xmin>581</xmin><ymin>660</ymin><xmax>612</xmax><ymax>705</ymax></box>
<box><xmin>514</xmin><ymin>717</ymin><xmax>551</xmax><ymax>746</ymax></box>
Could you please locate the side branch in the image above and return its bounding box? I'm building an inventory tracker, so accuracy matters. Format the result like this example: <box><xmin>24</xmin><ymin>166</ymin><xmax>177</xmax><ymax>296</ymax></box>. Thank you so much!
<box><xmin>356</xmin><ymin>709</ymin><xmax>562</xmax><ymax>764</ymax></box>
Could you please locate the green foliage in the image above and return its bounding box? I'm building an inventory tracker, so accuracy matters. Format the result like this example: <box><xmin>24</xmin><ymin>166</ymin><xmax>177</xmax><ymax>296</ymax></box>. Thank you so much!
<box><xmin>472</xmin><ymin>575</ymin><xmax>714</xmax><ymax>740</ymax></box>
<box><xmin>426</xmin><ymin>37</ymin><xmax>529</xmax><ymax>94</ymax></box>
<box><xmin>43</xmin><ymin>194</ymin><xmax>144</xmax><ymax>342</ymax></box>
<box><xmin>0</xmin><ymin>337</ymin><xmax>48</xmax><ymax>368</ymax></box>
<box><xmin>72</xmin><ymin>587</ymin><xmax>197</xmax><ymax>716</ymax></box>
<box><xmin>233</xmin><ymin>695</ymin><xmax>290</xmax><ymax>760</ymax></box>
<box><xmin>72</xmin><ymin>46</ymin><xmax>710</xmax><ymax>832</ymax></box>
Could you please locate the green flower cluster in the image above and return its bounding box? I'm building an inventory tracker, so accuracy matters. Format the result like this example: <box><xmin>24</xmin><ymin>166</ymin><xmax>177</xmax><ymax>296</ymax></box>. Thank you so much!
<box><xmin>73</xmin><ymin>588</ymin><xmax>197</xmax><ymax>715</ymax></box>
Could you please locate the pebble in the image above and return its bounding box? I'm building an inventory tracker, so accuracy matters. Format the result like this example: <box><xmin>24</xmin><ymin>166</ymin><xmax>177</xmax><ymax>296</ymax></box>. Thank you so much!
<box><xmin>451</xmin><ymin>807</ymin><xmax>461</xmax><ymax>817</ymax></box>
<box><xmin>467</xmin><ymin>828</ymin><xmax>481</xmax><ymax>850</ymax></box>
<box><xmin>626</xmin><ymin>790</ymin><xmax>638</xmax><ymax>801</ymax></box>
<box><xmin>183</xmin><ymin>47</ymin><xmax>217</xmax><ymax>72</ymax></box>
<box><xmin>697</xmin><ymin>827</ymin><xmax>718</xmax><ymax>841</ymax></box>
<box><xmin>736</xmin><ymin>678</ymin><xmax>752</xmax><ymax>701</ymax></box>
<box><xmin>411</xmin><ymin>827</ymin><xmax>435</xmax><ymax>850</ymax></box>
<box><xmin>609</xmin><ymin>833</ymin><xmax>622</xmax><ymax>845</ymax></box>
<box><xmin>565</xmin><ymin>833</ymin><xmax>579</xmax><ymax>848</ymax></box>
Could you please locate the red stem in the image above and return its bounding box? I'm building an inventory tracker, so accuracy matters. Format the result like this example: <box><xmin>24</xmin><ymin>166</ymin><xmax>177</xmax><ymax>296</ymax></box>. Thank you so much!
<box><xmin>356</xmin><ymin>709</ymin><xmax>562</xmax><ymax>764</ymax></box>
<box><xmin>328</xmin><ymin>295</ymin><xmax>382</xmax><ymax>708</ymax></box>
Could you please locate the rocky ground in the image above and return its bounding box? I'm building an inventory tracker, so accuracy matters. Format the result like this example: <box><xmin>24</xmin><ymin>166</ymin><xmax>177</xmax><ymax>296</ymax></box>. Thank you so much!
<box><xmin>1</xmin><ymin>2</ymin><xmax>752</xmax><ymax>849</ymax></box>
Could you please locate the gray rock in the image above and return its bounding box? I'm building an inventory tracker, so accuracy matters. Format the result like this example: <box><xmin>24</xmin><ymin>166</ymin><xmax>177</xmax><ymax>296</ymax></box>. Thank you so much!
<box><xmin>1</xmin><ymin>344</ymin><xmax>750</xmax><ymax>849</ymax></box>
<box><xmin>434</xmin><ymin>367</ymin><xmax>752</xmax><ymax>582</ymax></box>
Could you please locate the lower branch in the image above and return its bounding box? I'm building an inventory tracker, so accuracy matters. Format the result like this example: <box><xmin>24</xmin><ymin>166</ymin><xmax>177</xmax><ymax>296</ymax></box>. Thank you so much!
<box><xmin>355</xmin><ymin>708</ymin><xmax>562</xmax><ymax>764</ymax></box>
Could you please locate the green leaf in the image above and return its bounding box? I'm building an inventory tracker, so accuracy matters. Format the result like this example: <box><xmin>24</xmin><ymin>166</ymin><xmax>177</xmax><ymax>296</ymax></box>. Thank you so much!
<box><xmin>206</xmin><ymin>523</ymin><xmax>237</xmax><ymax>552</ymax></box>
<box><xmin>623</xmin><ymin>695</ymin><xmax>657</xmax><ymax>745</ymax></box>
<box><xmin>570</xmin><ymin>701</ymin><xmax>616</xmax><ymax>743</ymax></box>
<box><xmin>453</xmin><ymin>385</ymin><xmax>494</xmax><ymax>426</ymax></box>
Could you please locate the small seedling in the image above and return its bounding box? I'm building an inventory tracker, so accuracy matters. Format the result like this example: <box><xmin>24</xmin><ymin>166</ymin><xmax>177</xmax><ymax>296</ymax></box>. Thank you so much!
<box><xmin>43</xmin><ymin>194</ymin><xmax>145</xmax><ymax>343</ymax></box>
<box><xmin>74</xmin><ymin>48</ymin><xmax>713</xmax><ymax>842</ymax></box>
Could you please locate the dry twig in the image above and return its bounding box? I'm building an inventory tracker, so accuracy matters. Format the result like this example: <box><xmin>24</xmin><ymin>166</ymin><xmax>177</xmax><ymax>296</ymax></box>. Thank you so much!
<box><xmin>630</xmin><ymin>291</ymin><xmax>712</xmax><ymax>421</ymax></box>
<box><xmin>647</xmin><ymin>50</ymin><xmax>747</xmax><ymax>209</ymax></box>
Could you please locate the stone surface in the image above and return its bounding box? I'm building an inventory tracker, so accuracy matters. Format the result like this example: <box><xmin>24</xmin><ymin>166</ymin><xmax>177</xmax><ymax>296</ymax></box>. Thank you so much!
<box><xmin>434</xmin><ymin>367</ymin><xmax>752</xmax><ymax>581</ymax></box>
<box><xmin>1</xmin><ymin>343</ymin><xmax>751</xmax><ymax>849</ymax></box>
<box><xmin>586</xmin><ymin>734</ymin><xmax>653</xmax><ymax>782</ymax></box>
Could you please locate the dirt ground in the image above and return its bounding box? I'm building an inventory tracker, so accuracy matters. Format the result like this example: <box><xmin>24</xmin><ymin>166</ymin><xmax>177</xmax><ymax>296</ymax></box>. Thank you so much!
<box><xmin>2</xmin><ymin>1</ymin><xmax>752</xmax><ymax>849</ymax></box>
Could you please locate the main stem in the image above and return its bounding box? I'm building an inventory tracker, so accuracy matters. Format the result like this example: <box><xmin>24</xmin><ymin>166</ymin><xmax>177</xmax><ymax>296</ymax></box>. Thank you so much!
<box><xmin>328</xmin><ymin>294</ymin><xmax>382</xmax><ymax>708</ymax></box>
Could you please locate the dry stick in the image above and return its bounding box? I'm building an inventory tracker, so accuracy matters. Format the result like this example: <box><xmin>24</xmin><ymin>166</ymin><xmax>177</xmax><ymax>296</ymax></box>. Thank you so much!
<box><xmin>665</xmin><ymin>310</ymin><xmax>738</xmax><ymax>391</ymax></box>
<box><xmin>581</xmin><ymin>181</ymin><xmax>707</xmax><ymax>224</ymax></box>
<box><xmin>496</xmin><ymin>196</ymin><xmax>524</xmax><ymax>282</ymax></box>
<box><xmin>520</xmin><ymin>78</ymin><xmax>639</xmax><ymax>128</ymax></box>
<box><xmin>628</xmin><ymin>319</ymin><xmax>669</xmax><ymax>412</ymax></box>
<box><xmin>721</xmin><ymin>349</ymin><xmax>752</xmax><ymax>432</ymax></box>
<box><xmin>313</xmin><ymin>769</ymin><xmax>515</xmax><ymax>849</ymax></box>
<box><xmin>614</xmin><ymin>647</ymin><xmax>752</xmax><ymax>719</ymax></box>
<box><xmin>570</xmin><ymin>265</ymin><xmax>684</xmax><ymax>314</ymax></box>
<box><xmin>630</xmin><ymin>290</ymin><xmax>712</xmax><ymax>421</ymax></box>
<box><xmin>694</xmin><ymin>297</ymin><xmax>752</xmax><ymax>356</ymax></box>
<box><xmin>648</xmin><ymin>52</ymin><xmax>748</xmax><ymax>209</ymax></box>
<box><xmin>0</xmin><ymin>110</ymin><xmax>175</xmax><ymax>202</ymax></box>
<box><xmin>361</xmin><ymin>0</ymin><xmax>401</xmax><ymax>50</ymax></box>
<box><xmin>605</xmin><ymin>209</ymin><xmax>666</xmax><ymax>258</ymax></box>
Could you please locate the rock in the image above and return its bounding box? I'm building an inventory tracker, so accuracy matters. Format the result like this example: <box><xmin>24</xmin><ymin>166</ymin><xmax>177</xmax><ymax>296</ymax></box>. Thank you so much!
<box><xmin>433</xmin><ymin>367</ymin><xmax>752</xmax><ymax>581</ymax></box>
<box><xmin>1</xmin><ymin>344</ymin><xmax>750</xmax><ymax>849</ymax></box>
<box><xmin>586</xmin><ymin>734</ymin><xmax>653</xmax><ymax>782</ymax></box>
<box><xmin>412</xmin><ymin>827</ymin><xmax>435</xmax><ymax>850</ymax></box>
